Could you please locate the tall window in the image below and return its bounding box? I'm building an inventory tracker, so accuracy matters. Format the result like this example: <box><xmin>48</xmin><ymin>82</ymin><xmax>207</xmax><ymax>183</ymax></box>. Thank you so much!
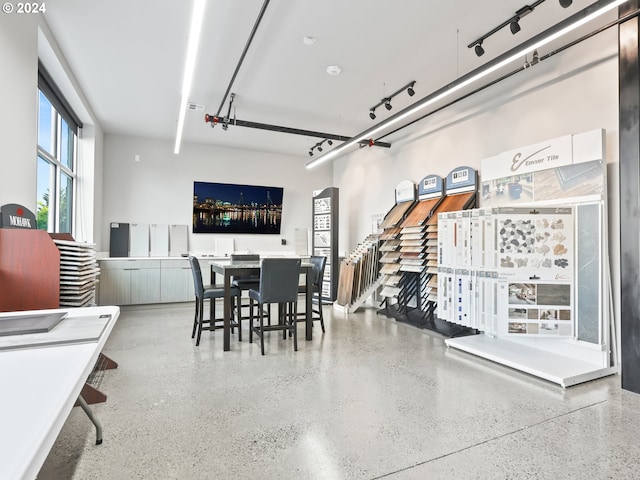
<box><xmin>36</xmin><ymin>65</ymin><xmax>81</xmax><ymax>233</ymax></box>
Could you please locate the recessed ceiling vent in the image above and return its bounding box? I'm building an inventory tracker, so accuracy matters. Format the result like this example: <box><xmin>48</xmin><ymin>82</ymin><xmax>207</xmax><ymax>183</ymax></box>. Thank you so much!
<box><xmin>188</xmin><ymin>102</ymin><xmax>205</xmax><ymax>112</ymax></box>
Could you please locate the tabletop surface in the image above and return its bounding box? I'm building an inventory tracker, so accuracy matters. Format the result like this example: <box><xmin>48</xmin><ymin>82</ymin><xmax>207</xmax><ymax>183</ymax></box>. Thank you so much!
<box><xmin>0</xmin><ymin>305</ymin><xmax>120</xmax><ymax>480</ymax></box>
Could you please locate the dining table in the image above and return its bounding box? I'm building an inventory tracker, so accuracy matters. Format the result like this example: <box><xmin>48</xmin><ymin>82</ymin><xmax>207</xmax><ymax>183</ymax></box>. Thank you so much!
<box><xmin>209</xmin><ymin>258</ymin><xmax>314</xmax><ymax>351</ymax></box>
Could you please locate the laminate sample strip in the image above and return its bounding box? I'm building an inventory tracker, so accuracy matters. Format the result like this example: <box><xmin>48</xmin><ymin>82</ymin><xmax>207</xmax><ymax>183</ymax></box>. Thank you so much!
<box><xmin>379</xmin><ymin>201</ymin><xmax>415</xmax><ymax>229</ymax></box>
<box><xmin>400</xmin><ymin>198</ymin><xmax>440</xmax><ymax>228</ymax></box>
<box><xmin>426</xmin><ymin>192</ymin><xmax>476</xmax><ymax>225</ymax></box>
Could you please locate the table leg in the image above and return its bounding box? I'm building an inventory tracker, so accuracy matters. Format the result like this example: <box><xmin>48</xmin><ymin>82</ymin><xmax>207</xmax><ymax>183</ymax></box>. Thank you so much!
<box><xmin>224</xmin><ymin>271</ymin><xmax>231</xmax><ymax>351</ymax></box>
<box><xmin>306</xmin><ymin>268</ymin><xmax>313</xmax><ymax>341</ymax></box>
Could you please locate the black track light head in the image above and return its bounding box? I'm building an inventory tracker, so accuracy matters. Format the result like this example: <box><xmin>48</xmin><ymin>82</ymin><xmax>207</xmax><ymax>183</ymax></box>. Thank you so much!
<box><xmin>559</xmin><ymin>0</ymin><xmax>572</xmax><ymax>7</ymax></box>
<box><xmin>369</xmin><ymin>110</ymin><xmax>376</xmax><ymax>120</ymax></box>
<box><xmin>475</xmin><ymin>43</ymin><xmax>485</xmax><ymax>57</ymax></box>
<box><xmin>510</xmin><ymin>18</ymin><xmax>521</xmax><ymax>35</ymax></box>
<box><xmin>384</xmin><ymin>99</ymin><xmax>392</xmax><ymax>111</ymax></box>
<box><xmin>317</xmin><ymin>146</ymin><xmax>323</xmax><ymax>152</ymax></box>
<box><xmin>327</xmin><ymin>139</ymin><xmax>333</xmax><ymax>146</ymax></box>
<box><xmin>407</xmin><ymin>85</ymin><xmax>415</xmax><ymax>96</ymax></box>
<box><xmin>308</xmin><ymin>151</ymin><xmax>313</xmax><ymax>157</ymax></box>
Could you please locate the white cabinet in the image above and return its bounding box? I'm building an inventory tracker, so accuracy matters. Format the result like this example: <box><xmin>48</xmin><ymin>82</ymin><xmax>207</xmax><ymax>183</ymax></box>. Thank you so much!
<box><xmin>99</xmin><ymin>259</ymin><xmax>161</xmax><ymax>305</ymax></box>
<box><xmin>160</xmin><ymin>259</ymin><xmax>194</xmax><ymax>303</ymax></box>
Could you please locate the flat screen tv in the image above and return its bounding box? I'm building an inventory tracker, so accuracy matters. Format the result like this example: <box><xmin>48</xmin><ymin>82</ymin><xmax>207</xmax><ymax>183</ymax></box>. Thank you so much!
<box><xmin>193</xmin><ymin>181</ymin><xmax>284</xmax><ymax>234</ymax></box>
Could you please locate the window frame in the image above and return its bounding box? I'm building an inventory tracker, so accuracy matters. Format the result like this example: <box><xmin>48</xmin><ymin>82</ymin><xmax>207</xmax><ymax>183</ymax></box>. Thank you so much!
<box><xmin>36</xmin><ymin>66</ymin><xmax>81</xmax><ymax>235</ymax></box>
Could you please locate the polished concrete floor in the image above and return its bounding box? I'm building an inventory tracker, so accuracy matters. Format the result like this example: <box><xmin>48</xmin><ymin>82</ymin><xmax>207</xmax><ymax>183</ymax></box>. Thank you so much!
<box><xmin>39</xmin><ymin>301</ymin><xmax>640</xmax><ymax>479</ymax></box>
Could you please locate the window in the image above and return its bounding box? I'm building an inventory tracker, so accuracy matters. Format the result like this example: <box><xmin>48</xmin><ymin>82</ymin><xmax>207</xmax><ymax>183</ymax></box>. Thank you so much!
<box><xmin>36</xmin><ymin>65</ymin><xmax>82</xmax><ymax>233</ymax></box>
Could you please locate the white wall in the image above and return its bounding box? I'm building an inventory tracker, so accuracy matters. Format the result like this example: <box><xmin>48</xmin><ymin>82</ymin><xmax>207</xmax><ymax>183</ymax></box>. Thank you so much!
<box><xmin>0</xmin><ymin>15</ymin><xmax>104</xmax><ymax>245</ymax></box>
<box><xmin>0</xmin><ymin>14</ymin><xmax>39</xmax><ymax>210</ymax></box>
<box><xmin>102</xmin><ymin>134</ymin><xmax>333</xmax><ymax>254</ymax></box>
<box><xmin>332</xmin><ymin>29</ymin><xmax>621</xmax><ymax>353</ymax></box>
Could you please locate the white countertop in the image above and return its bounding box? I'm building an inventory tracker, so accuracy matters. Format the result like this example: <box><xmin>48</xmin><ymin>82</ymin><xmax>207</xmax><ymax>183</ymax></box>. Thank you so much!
<box><xmin>0</xmin><ymin>306</ymin><xmax>120</xmax><ymax>480</ymax></box>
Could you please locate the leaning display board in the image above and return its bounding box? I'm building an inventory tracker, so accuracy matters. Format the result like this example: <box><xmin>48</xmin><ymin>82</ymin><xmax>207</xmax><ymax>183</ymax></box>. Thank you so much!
<box><xmin>312</xmin><ymin>188</ymin><xmax>339</xmax><ymax>301</ymax></box>
<box><xmin>444</xmin><ymin>129</ymin><xmax>616</xmax><ymax>387</ymax></box>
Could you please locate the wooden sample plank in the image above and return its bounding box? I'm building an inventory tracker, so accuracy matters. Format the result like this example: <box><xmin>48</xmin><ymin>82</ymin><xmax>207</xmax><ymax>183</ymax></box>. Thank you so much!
<box><xmin>379</xmin><ymin>201</ymin><xmax>415</xmax><ymax>229</ymax></box>
<box><xmin>400</xmin><ymin>197</ymin><xmax>440</xmax><ymax>228</ymax></box>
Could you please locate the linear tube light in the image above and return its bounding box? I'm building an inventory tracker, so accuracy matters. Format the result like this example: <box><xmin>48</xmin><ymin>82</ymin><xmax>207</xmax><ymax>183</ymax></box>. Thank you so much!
<box><xmin>174</xmin><ymin>0</ymin><xmax>206</xmax><ymax>155</ymax></box>
<box><xmin>306</xmin><ymin>0</ymin><xmax>628</xmax><ymax>169</ymax></box>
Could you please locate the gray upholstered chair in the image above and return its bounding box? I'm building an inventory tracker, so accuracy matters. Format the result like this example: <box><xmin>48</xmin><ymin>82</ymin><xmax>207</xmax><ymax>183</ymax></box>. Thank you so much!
<box><xmin>248</xmin><ymin>258</ymin><xmax>301</xmax><ymax>355</ymax></box>
<box><xmin>297</xmin><ymin>255</ymin><xmax>327</xmax><ymax>332</ymax></box>
<box><xmin>188</xmin><ymin>256</ymin><xmax>241</xmax><ymax>346</ymax></box>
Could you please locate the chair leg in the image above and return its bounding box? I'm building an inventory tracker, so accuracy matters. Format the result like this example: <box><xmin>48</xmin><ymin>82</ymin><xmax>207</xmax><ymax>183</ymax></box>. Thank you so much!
<box><xmin>280</xmin><ymin>303</ymin><xmax>287</xmax><ymax>340</ymax></box>
<box><xmin>249</xmin><ymin>298</ymin><xmax>254</xmax><ymax>343</ymax></box>
<box><xmin>196</xmin><ymin>298</ymin><xmax>204</xmax><ymax>346</ymax></box>
<box><xmin>235</xmin><ymin>295</ymin><xmax>242</xmax><ymax>341</ymax></box>
<box><xmin>318</xmin><ymin>299</ymin><xmax>325</xmax><ymax>333</ymax></box>
<box><xmin>259</xmin><ymin>303</ymin><xmax>265</xmax><ymax>355</ymax></box>
<box><xmin>192</xmin><ymin>296</ymin><xmax>199</xmax><ymax>339</ymax></box>
<box><xmin>292</xmin><ymin>301</ymin><xmax>298</xmax><ymax>351</ymax></box>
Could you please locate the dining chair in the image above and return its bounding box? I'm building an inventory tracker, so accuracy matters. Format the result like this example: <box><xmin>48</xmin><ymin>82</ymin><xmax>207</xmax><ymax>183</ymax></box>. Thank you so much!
<box><xmin>248</xmin><ymin>258</ymin><xmax>301</xmax><ymax>355</ymax></box>
<box><xmin>297</xmin><ymin>255</ymin><xmax>327</xmax><ymax>332</ymax></box>
<box><xmin>188</xmin><ymin>256</ymin><xmax>241</xmax><ymax>346</ymax></box>
<box><xmin>230</xmin><ymin>253</ymin><xmax>266</xmax><ymax>331</ymax></box>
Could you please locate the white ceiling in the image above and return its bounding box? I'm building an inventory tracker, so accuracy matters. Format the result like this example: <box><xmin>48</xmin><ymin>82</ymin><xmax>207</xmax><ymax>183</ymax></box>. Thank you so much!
<box><xmin>42</xmin><ymin>0</ymin><xmax>606</xmax><ymax>158</ymax></box>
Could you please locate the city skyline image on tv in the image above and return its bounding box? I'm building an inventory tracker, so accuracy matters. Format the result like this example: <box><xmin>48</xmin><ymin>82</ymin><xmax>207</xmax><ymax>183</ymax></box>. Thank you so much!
<box><xmin>193</xmin><ymin>181</ymin><xmax>284</xmax><ymax>234</ymax></box>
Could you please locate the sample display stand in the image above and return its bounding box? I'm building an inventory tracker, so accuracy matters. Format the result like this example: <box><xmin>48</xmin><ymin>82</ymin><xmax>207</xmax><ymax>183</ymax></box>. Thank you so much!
<box><xmin>335</xmin><ymin>234</ymin><xmax>381</xmax><ymax>312</ymax></box>
<box><xmin>378</xmin><ymin>169</ymin><xmax>478</xmax><ymax>337</ymax></box>
<box><xmin>51</xmin><ymin>234</ymin><xmax>100</xmax><ymax>308</ymax></box>
<box><xmin>376</xmin><ymin>180</ymin><xmax>416</xmax><ymax>315</ymax></box>
<box><xmin>312</xmin><ymin>188</ymin><xmax>339</xmax><ymax>302</ymax></box>
<box><xmin>445</xmin><ymin>129</ymin><xmax>617</xmax><ymax>387</ymax></box>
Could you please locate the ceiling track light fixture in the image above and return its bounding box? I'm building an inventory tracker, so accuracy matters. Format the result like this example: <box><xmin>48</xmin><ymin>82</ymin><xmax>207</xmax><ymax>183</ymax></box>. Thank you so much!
<box><xmin>368</xmin><ymin>81</ymin><xmax>416</xmax><ymax>119</ymax></box>
<box><xmin>308</xmin><ymin>0</ymin><xmax>630</xmax><ymax>170</ymax></box>
<box><xmin>510</xmin><ymin>17</ymin><xmax>521</xmax><ymax>34</ymax></box>
<box><xmin>468</xmin><ymin>1</ymin><xmax>544</xmax><ymax>57</ymax></box>
<box><xmin>560</xmin><ymin>0</ymin><xmax>573</xmax><ymax>7</ymax></box>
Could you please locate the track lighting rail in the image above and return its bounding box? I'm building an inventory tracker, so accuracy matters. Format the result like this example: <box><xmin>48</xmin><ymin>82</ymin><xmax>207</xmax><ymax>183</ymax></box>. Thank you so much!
<box><xmin>468</xmin><ymin>0</ymin><xmax>571</xmax><ymax>56</ymax></box>
<box><xmin>369</xmin><ymin>81</ymin><xmax>416</xmax><ymax>119</ymax></box>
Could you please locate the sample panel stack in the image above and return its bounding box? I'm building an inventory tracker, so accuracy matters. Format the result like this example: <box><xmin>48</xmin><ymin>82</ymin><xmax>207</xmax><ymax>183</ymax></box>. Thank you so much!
<box><xmin>54</xmin><ymin>238</ymin><xmax>100</xmax><ymax>307</ymax></box>
<box><xmin>397</xmin><ymin>175</ymin><xmax>444</xmax><ymax>312</ymax></box>
<box><xmin>377</xmin><ymin>180</ymin><xmax>416</xmax><ymax>302</ymax></box>
<box><xmin>335</xmin><ymin>234</ymin><xmax>381</xmax><ymax>309</ymax></box>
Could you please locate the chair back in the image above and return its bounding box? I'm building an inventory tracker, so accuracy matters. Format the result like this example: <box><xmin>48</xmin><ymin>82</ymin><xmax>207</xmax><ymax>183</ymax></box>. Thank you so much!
<box><xmin>309</xmin><ymin>256</ymin><xmax>327</xmax><ymax>288</ymax></box>
<box><xmin>231</xmin><ymin>254</ymin><xmax>260</xmax><ymax>280</ymax></box>
<box><xmin>188</xmin><ymin>256</ymin><xmax>204</xmax><ymax>298</ymax></box>
<box><xmin>230</xmin><ymin>254</ymin><xmax>260</xmax><ymax>263</ymax></box>
<box><xmin>258</xmin><ymin>258</ymin><xmax>301</xmax><ymax>304</ymax></box>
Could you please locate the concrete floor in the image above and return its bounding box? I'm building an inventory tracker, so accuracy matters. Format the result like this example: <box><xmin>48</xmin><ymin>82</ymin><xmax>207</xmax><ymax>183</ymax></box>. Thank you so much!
<box><xmin>39</xmin><ymin>301</ymin><xmax>640</xmax><ymax>479</ymax></box>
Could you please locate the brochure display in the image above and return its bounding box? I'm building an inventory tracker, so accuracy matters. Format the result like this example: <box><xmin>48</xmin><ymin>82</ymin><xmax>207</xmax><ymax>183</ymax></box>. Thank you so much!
<box><xmin>312</xmin><ymin>188</ymin><xmax>339</xmax><ymax>301</ymax></box>
<box><xmin>444</xmin><ymin>129</ymin><xmax>616</xmax><ymax>387</ymax></box>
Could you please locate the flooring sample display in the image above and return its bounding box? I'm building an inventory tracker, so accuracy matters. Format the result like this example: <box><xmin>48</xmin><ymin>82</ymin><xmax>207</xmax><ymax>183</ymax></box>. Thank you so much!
<box><xmin>335</xmin><ymin>235</ymin><xmax>380</xmax><ymax>308</ymax></box>
<box><xmin>53</xmin><ymin>239</ymin><xmax>100</xmax><ymax>308</ymax></box>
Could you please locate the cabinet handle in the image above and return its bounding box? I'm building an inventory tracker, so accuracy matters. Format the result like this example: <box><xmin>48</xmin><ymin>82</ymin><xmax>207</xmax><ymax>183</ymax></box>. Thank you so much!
<box><xmin>124</xmin><ymin>268</ymin><xmax>140</xmax><ymax>271</ymax></box>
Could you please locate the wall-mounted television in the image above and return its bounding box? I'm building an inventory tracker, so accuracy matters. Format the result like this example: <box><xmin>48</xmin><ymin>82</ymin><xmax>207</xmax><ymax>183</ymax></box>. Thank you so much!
<box><xmin>193</xmin><ymin>181</ymin><xmax>284</xmax><ymax>234</ymax></box>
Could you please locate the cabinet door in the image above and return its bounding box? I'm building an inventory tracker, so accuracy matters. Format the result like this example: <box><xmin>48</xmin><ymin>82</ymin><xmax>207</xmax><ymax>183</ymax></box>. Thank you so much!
<box><xmin>130</xmin><ymin>268</ymin><xmax>161</xmax><ymax>304</ymax></box>
<box><xmin>99</xmin><ymin>268</ymin><xmax>131</xmax><ymax>305</ymax></box>
<box><xmin>161</xmin><ymin>265</ymin><xmax>193</xmax><ymax>302</ymax></box>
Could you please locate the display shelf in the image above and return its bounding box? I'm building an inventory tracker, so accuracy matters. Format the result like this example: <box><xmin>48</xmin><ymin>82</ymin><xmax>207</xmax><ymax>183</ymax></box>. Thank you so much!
<box><xmin>312</xmin><ymin>188</ymin><xmax>339</xmax><ymax>302</ymax></box>
<box><xmin>445</xmin><ymin>335</ymin><xmax>617</xmax><ymax>387</ymax></box>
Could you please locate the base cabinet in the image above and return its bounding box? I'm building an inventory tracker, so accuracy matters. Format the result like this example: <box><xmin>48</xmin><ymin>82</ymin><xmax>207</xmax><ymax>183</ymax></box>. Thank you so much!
<box><xmin>99</xmin><ymin>258</ymin><xmax>194</xmax><ymax>306</ymax></box>
<box><xmin>160</xmin><ymin>259</ymin><xmax>194</xmax><ymax>303</ymax></box>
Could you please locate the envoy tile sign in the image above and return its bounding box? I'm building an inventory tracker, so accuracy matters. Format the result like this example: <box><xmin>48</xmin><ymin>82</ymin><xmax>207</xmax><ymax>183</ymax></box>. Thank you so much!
<box><xmin>0</xmin><ymin>204</ymin><xmax>36</xmax><ymax>229</ymax></box>
<box><xmin>482</xmin><ymin>135</ymin><xmax>573</xmax><ymax>181</ymax></box>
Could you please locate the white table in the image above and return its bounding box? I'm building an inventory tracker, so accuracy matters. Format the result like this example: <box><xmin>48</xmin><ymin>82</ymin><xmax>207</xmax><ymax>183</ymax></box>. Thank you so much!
<box><xmin>0</xmin><ymin>305</ymin><xmax>120</xmax><ymax>480</ymax></box>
